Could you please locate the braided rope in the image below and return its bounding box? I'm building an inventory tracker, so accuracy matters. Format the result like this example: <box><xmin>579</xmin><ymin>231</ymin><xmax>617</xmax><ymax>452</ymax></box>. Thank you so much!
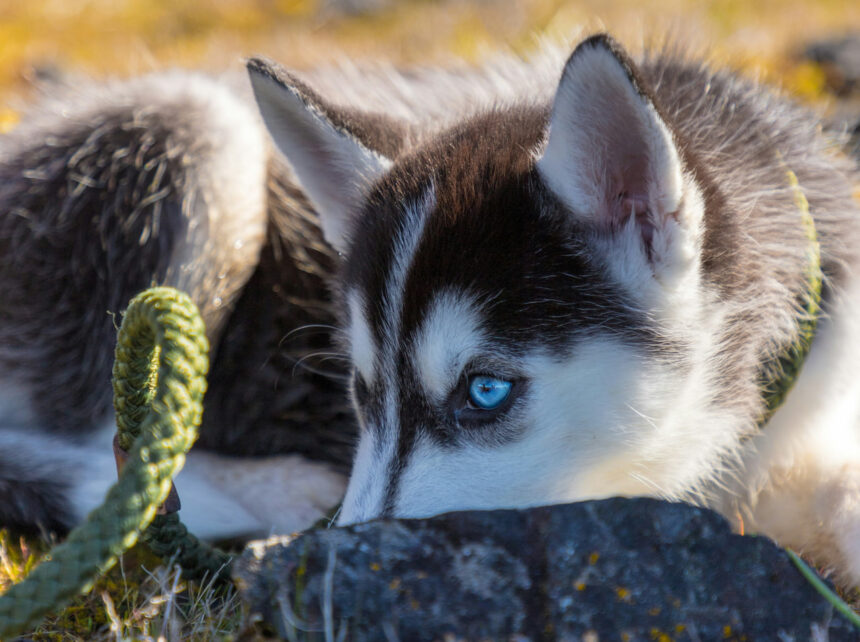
<box><xmin>0</xmin><ymin>287</ymin><xmax>228</xmax><ymax>638</ymax></box>
<box><xmin>758</xmin><ymin>167</ymin><xmax>822</xmax><ymax>426</ymax></box>
<box><xmin>142</xmin><ymin>513</ymin><xmax>232</xmax><ymax>581</ymax></box>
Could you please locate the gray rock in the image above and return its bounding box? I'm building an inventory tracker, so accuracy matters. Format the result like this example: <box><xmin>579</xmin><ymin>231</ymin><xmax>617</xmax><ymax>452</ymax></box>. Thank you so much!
<box><xmin>234</xmin><ymin>498</ymin><xmax>859</xmax><ymax>640</ymax></box>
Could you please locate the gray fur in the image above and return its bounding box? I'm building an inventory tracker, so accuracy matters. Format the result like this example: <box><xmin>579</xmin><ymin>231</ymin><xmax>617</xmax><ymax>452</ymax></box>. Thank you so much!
<box><xmin>0</xmin><ymin>430</ymin><xmax>77</xmax><ymax>534</ymax></box>
<box><xmin>0</xmin><ymin>71</ymin><xmax>330</xmax><ymax>532</ymax></box>
<box><xmin>3</xmin><ymin>37</ymin><xmax>860</xmax><ymax>576</ymax></box>
<box><xmin>639</xmin><ymin>49</ymin><xmax>860</xmax><ymax>461</ymax></box>
<box><xmin>0</xmin><ymin>72</ymin><xmax>265</xmax><ymax>434</ymax></box>
<box><xmin>0</xmin><ymin>51</ymin><xmax>572</xmax><ymax>534</ymax></box>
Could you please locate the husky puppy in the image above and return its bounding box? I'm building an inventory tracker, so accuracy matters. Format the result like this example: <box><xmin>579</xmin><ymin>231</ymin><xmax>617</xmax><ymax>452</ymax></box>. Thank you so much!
<box><xmin>3</xmin><ymin>32</ymin><xmax>859</xmax><ymax>587</ymax></box>
<box><xmin>249</xmin><ymin>34</ymin><xmax>860</xmax><ymax>585</ymax></box>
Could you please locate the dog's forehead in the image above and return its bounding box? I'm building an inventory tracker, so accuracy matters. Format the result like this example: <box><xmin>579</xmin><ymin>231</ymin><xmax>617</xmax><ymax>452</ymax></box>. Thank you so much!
<box><xmin>341</xmin><ymin>106</ymin><xmax>652</xmax><ymax>379</ymax></box>
<box><xmin>343</xmin><ymin>106</ymin><xmax>548</xmax><ymax>329</ymax></box>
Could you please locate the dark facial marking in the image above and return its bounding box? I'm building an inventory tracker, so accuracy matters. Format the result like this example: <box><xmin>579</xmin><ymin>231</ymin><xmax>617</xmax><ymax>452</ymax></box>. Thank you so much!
<box><xmin>346</xmin><ymin>106</ymin><xmax>659</xmax><ymax>513</ymax></box>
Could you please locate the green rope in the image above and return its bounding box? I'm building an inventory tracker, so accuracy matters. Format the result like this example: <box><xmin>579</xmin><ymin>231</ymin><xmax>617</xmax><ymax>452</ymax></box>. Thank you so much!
<box><xmin>142</xmin><ymin>513</ymin><xmax>231</xmax><ymax>581</ymax></box>
<box><xmin>758</xmin><ymin>167</ymin><xmax>823</xmax><ymax>427</ymax></box>
<box><xmin>0</xmin><ymin>287</ymin><xmax>229</xmax><ymax>639</ymax></box>
<box><xmin>112</xmin><ymin>288</ymin><xmax>232</xmax><ymax>583</ymax></box>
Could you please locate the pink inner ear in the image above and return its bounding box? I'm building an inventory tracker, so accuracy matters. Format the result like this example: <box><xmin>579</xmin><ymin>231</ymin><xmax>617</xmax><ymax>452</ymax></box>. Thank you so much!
<box><xmin>540</xmin><ymin>40</ymin><xmax>684</xmax><ymax>260</ymax></box>
<box><xmin>618</xmin><ymin>193</ymin><xmax>655</xmax><ymax>255</ymax></box>
<box><xmin>599</xmin><ymin>141</ymin><xmax>657</xmax><ymax>253</ymax></box>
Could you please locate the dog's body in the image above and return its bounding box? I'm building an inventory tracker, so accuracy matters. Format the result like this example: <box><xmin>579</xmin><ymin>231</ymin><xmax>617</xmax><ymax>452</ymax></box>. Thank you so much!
<box><xmin>2</xmin><ymin>35</ymin><xmax>859</xmax><ymax>584</ymax></box>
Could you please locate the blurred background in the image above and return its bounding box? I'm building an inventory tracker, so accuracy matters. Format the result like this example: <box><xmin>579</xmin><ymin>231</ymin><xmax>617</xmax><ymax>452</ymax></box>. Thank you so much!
<box><xmin>0</xmin><ymin>0</ymin><xmax>858</xmax><ymax>132</ymax></box>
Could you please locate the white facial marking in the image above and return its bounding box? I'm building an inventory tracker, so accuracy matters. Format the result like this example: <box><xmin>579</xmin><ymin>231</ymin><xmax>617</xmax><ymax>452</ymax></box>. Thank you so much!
<box><xmin>338</xmin><ymin>186</ymin><xmax>437</xmax><ymax>524</ymax></box>
<box><xmin>336</xmin><ymin>417</ymin><xmax>397</xmax><ymax>525</ymax></box>
<box><xmin>412</xmin><ymin>290</ymin><xmax>483</xmax><ymax>402</ymax></box>
<box><xmin>347</xmin><ymin>289</ymin><xmax>377</xmax><ymax>384</ymax></box>
<box><xmin>380</xmin><ymin>186</ymin><xmax>436</xmax><ymax>343</ymax></box>
<box><xmin>385</xmin><ymin>335</ymin><xmax>738</xmax><ymax>520</ymax></box>
<box><xmin>388</xmin><ymin>338</ymin><xmax>645</xmax><ymax>518</ymax></box>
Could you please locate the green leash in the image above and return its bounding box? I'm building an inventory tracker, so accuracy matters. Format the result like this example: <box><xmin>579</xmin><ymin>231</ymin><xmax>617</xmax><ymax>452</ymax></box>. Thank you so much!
<box><xmin>0</xmin><ymin>287</ymin><xmax>229</xmax><ymax>639</ymax></box>
<box><xmin>757</xmin><ymin>166</ymin><xmax>823</xmax><ymax>427</ymax></box>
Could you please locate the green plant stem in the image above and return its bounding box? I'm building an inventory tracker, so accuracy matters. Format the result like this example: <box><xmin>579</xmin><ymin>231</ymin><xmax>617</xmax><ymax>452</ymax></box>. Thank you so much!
<box><xmin>787</xmin><ymin>549</ymin><xmax>860</xmax><ymax>628</ymax></box>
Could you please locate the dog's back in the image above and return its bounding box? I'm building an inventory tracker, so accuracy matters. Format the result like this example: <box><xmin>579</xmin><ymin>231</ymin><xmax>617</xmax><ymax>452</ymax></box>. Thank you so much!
<box><xmin>0</xmin><ymin>70</ymin><xmax>347</xmax><ymax>536</ymax></box>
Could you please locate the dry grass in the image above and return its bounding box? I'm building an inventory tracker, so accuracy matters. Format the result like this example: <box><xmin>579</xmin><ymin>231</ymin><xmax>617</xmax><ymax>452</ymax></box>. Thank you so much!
<box><xmin>1</xmin><ymin>530</ymin><xmax>243</xmax><ymax>641</ymax></box>
<box><xmin>0</xmin><ymin>0</ymin><xmax>857</xmax><ymax>99</ymax></box>
<box><xmin>0</xmin><ymin>0</ymin><xmax>859</xmax><ymax>638</ymax></box>
<box><xmin>1</xmin><ymin>0</ymin><xmax>857</xmax><ymax>129</ymax></box>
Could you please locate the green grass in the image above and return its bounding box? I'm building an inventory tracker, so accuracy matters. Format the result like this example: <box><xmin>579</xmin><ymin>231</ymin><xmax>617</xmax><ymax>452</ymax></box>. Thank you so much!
<box><xmin>1</xmin><ymin>530</ymin><xmax>243</xmax><ymax>640</ymax></box>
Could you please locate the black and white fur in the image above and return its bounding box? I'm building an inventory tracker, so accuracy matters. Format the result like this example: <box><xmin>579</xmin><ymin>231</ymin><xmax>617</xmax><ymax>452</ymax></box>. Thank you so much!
<box><xmin>249</xmin><ymin>35</ymin><xmax>860</xmax><ymax>585</ymax></box>
<box><xmin>0</xmin><ymin>71</ymin><xmax>353</xmax><ymax>539</ymax></box>
<box><xmin>2</xmin><ymin>33</ymin><xmax>859</xmax><ymax>586</ymax></box>
<box><xmin>0</xmin><ymin>50</ymin><xmax>567</xmax><ymax>538</ymax></box>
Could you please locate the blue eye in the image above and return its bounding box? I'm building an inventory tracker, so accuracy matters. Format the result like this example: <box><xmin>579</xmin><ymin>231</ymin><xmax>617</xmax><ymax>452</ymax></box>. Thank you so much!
<box><xmin>468</xmin><ymin>375</ymin><xmax>512</xmax><ymax>410</ymax></box>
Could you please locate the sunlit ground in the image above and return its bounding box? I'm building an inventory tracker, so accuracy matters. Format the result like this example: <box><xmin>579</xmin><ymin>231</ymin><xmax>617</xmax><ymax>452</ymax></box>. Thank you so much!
<box><xmin>0</xmin><ymin>0</ymin><xmax>858</xmax><ymax>106</ymax></box>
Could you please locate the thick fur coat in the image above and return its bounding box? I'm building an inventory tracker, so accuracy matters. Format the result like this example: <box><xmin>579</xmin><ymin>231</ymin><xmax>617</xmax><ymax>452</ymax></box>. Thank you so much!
<box><xmin>1</xmin><ymin>35</ymin><xmax>859</xmax><ymax>586</ymax></box>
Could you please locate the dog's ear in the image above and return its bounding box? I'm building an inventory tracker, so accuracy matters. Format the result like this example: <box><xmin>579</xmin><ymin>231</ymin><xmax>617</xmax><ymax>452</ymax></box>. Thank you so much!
<box><xmin>248</xmin><ymin>58</ymin><xmax>404</xmax><ymax>253</ymax></box>
<box><xmin>537</xmin><ymin>35</ymin><xmax>694</xmax><ymax>271</ymax></box>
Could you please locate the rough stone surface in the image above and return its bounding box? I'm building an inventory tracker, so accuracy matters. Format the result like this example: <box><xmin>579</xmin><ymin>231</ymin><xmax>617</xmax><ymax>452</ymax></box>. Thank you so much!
<box><xmin>234</xmin><ymin>498</ymin><xmax>859</xmax><ymax>641</ymax></box>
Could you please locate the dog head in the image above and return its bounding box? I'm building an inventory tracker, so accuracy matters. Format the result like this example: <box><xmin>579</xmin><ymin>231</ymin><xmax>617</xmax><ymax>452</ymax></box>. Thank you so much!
<box><xmin>249</xmin><ymin>34</ymin><xmax>714</xmax><ymax>524</ymax></box>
